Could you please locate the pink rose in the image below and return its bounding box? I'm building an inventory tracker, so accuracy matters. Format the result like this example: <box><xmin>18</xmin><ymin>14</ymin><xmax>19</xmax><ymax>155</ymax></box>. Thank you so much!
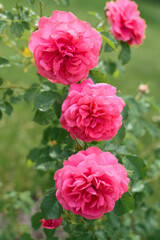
<box><xmin>54</xmin><ymin>147</ymin><xmax>129</xmax><ymax>219</ymax></box>
<box><xmin>40</xmin><ymin>217</ymin><xmax>62</xmax><ymax>229</ymax></box>
<box><xmin>60</xmin><ymin>79</ymin><xmax>125</xmax><ymax>142</ymax></box>
<box><xmin>106</xmin><ymin>0</ymin><xmax>146</xmax><ymax>45</ymax></box>
<box><xmin>28</xmin><ymin>11</ymin><xmax>102</xmax><ymax>85</ymax></box>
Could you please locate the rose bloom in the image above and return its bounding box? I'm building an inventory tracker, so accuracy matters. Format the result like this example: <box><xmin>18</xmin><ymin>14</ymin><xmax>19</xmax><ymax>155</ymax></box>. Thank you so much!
<box><xmin>28</xmin><ymin>11</ymin><xmax>102</xmax><ymax>85</ymax></box>
<box><xmin>60</xmin><ymin>78</ymin><xmax>125</xmax><ymax>142</ymax></box>
<box><xmin>106</xmin><ymin>0</ymin><xmax>146</xmax><ymax>45</ymax></box>
<box><xmin>40</xmin><ymin>217</ymin><xmax>62</xmax><ymax>229</ymax></box>
<box><xmin>54</xmin><ymin>147</ymin><xmax>129</xmax><ymax>219</ymax></box>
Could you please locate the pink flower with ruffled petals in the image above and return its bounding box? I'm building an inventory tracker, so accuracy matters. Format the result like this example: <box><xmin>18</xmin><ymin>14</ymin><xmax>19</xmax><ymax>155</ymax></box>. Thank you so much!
<box><xmin>54</xmin><ymin>147</ymin><xmax>129</xmax><ymax>219</ymax></box>
<box><xmin>106</xmin><ymin>0</ymin><xmax>146</xmax><ymax>45</ymax></box>
<box><xmin>40</xmin><ymin>217</ymin><xmax>62</xmax><ymax>229</ymax></box>
<box><xmin>28</xmin><ymin>11</ymin><xmax>102</xmax><ymax>85</ymax></box>
<box><xmin>60</xmin><ymin>79</ymin><xmax>125</xmax><ymax>142</ymax></box>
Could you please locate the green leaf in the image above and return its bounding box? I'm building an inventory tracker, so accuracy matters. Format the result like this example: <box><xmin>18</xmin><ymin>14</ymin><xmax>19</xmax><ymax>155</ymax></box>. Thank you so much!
<box><xmin>0</xmin><ymin>110</ymin><xmax>2</xmax><ymax>120</ymax></box>
<box><xmin>104</xmin><ymin>32</ymin><xmax>118</xmax><ymax>52</ymax></box>
<box><xmin>88</xmin><ymin>69</ymin><xmax>108</xmax><ymax>83</ymax></box>
<box><xmin>33</xmin><ymin>109</ymin><xmax>54</xmax><ymax>125</ymax></box>
<box><xmin>126</xmin><ymin>97</ymin><xmax>141</xmax><ymax>116</ymax></box>
<box><xmin>122</xmin><ymin>155</ymin><xmax>146</xmax><ymax>180</ymax></box>
<box><xmin>31</xmin><ymin>212</ymin><xmax>44</xmax><ymax>230</ymax></box>
<box><xmin>104</xmin><ymin>60</ymin><xmax>117</xmax><ymax>75</ymax></box>
<box><xmin>2</xmin><ymin>11</ymin><xmax>14</xmax><ymax>20</ymax></box>
<box><xmin>144</xmin><ymin>123</ymin><xmax>159</xmax><ymax>138</ymax></box>
<box><xmin>154</xmin><ymin>147</ymin><xmax>160</xmax><ymax>158</ymax></box>
<box><xmin>0</xmin><ymin>77</ymin><xmax>3</xmax><ymax>85</ymax></box>
<box><xmin>114</xmin><ymin>125</ymin><xmax>125</xmax><ymax>145</ymax></box>
<box><xmin>53</xmin><ymin>94</ymin><xmax>66</xmax><ymax>119</ymax></box>
<box><xmin>62</xmin><ymin>0</ymin><xmax>70</xmax><ymax>5</ymax></box>
<box><xmin>10</xmin><ymin>96</ymin><xmax>22</xmax><ymax>104</ymax></box>
<box><xmin>22</xmin><ymin>21</ymin><xmax>30</xmax><ymax>30</ymax></box>
<box><xmin>28</xmin><ymin>0</ymin><xmax>35</xmax><ymax>5</ymax></box>
<box><xmin>40</xmin><ymin>192</ymin><xmax>62</xmax><ymax>219</ymax></box>
<box><xmin>24</xmin><ymin>84</ymin><xmax>39</xmax><ymax>102</ymax></box>
<box><xmin>20</xmin><ymin>233</ymin><xmax>33</xmax><ymax>240</ymax></box>
<box><xmin>42</xmin><ymin>127</ymin><xmax>69</xmax><ymax>145</ymax></box>
<box><xmin>122</xmin><ymin>104</ymin><xmax>129</xmax><ymax>120</ymax></box>
<box><xmin>0</xmin><ymin>20</ymin><xmax>7</xmax><ymax>34</ymax></box>
<box><xmin>4</xmin><ymin>88</ymin><xmax>14</xmax><ymax>98</ymax></box>
<box><xmin>95</xmin><ymin>231</ymin><xmax>106</xmax><ymax>240</ymax></box>
<box><xmin>44</xmin><ymin>228</ymin><xmax>56</xmax><ymax>239</ymax></box>
<box><xmin>41</xmin><ymin>81</ymin><xmax>57</xmax><ymax>91</ymax></box>
<box><xmin>10</xmin><ymin>22</ymin><xmax>24</xmax><ymax>38</ymax></box>
<box><xmin>132</xmin><ymin>180</ymin><xmax>145</xmax><ymax>193</ymax></box>
<box><xmin>35</xmin><ymin>161</ymin><xmax>56</xmax><ymax>171</ymax></box>
<box><xmin>0</xmin><ymin>57</ymin><xmax>10</xmax><ymax>68</ymax></box>
<box><xmin>107</xmin><ymin>212</ymin><xmax>120</xmax><ymax>229</ymax></box>
<box><xmin>27</xmin><ymin>147</ymin><xmax>41</xmax><ymax>162</ymax></box>
<box><xmin>0</xmin><ymin>101</ymin><xmax>13</xmax><ymax>115</ymax></box>
<box><xmin>100</xmin><ymin>31</ymin><xmax>117</xmax><ymax>51</ymax></box>
<box><xmin>34</xmin><ymin>91</ymin><xmax>56</xmax><ymax>111</ymax></box>
<box><xmin>114</xmin><ymin>192</ymin><xmax>134</xmax><ymax>216</ymax></box>
<box><xmin>53</xmin><ymin>100</ymin><xmax>62</xmax><ymax>119</ymax></box>
<box><xmin>118</xmin><ymin>42</ymin><xmax>131</xmax><ymax>65</ymax></box>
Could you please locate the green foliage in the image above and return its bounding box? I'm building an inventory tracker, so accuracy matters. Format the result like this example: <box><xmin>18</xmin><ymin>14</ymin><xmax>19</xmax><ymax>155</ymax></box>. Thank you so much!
<box><xmin>31</xmin><ymin>212</ymin><xmax>44</xmax><ymax>230</ymax></box>
<box><xmin>123</xmin><ymin>155</ymin><xmax>146</xmax><ymax>180</ymax></box>
<box><xmin>118</xmin><ymin>42</ymin><xmax>131</xmax><ymax>65</ymax></box>
<box><xmin>89</xmin><ymin>69</ymin><xmax>108</xmax><ymax>83</ymax></box>
<box><xmin>10</xmin><ymin>22</ymin><xmax>24</xmax><ymax>38</ymax></box>
<box><xmin>114</xmin><ymin>192</ymin><xmax>135</xmax><ymax>216</ymax></box>
<box><xmin>33</xmin><ymin>109</ymin><xmax>54</xmax><ymax>125</ymax></box>
<box><xmin>0</xmin><ymin>20</ymin><xmax>7</xmax><ymax>34</ymax></box>
<box><xmin>0</xmin><ymin>57</ymin><xmax>10</xmax><ymax>67</ymax></box>
<box><xmin>33</xmin><ymin>91</ymin><xmax>57</xmax><ymax>111</ymax></box>
<box><xmin>100</xmin><ymin>31</ymin><xmax>117</xmax><ymax>51</ymax></box>
<box><xmin>20</xmin><ymin>233</ymin><xmax>33</xmax><ymax>240</ymax></box>
<box><xmin>41</xmin><ymin>192</ymin><xmax>63</xmax><ymax>219</ymax></box>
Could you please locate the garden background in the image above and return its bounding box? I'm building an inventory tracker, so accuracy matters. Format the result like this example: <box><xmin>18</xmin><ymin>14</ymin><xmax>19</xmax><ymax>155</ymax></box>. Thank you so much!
<box><xmin>0</xmin><ymin>0</ymin><xmax>160</xmax><ymax>239</ymax></box>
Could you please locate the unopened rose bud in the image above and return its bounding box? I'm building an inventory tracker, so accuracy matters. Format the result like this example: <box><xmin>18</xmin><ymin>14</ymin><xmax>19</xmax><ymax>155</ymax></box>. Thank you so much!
<box><xmin>0</xmin><ymin>4</ymin><xmax>4</xmax><ymax>12</ymax></box>
<box><xmin>138</xmin><ymin>84</ymin><xmax>149</xmax><ymax>94</ymax></box>
<box><xmin>75</xmin><ymin>137</ymin><xmax>85</xmax><ymax>151</ymax></box>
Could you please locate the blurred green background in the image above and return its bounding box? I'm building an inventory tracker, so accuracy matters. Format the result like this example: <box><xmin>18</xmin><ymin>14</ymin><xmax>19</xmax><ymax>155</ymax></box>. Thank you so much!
<box><xmin>0</xmin><ymin>0</ymin><xmax>160</xmax><ymax>194</ymax></box>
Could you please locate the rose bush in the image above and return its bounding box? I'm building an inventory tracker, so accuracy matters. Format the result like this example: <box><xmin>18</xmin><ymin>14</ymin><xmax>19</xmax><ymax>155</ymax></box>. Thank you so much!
<box><xmin>60</xmin><ymin>78</ymin><xmax>125</xmax><ymax>142</ymax></box>
<box><xmin>29</xmin><ymin>10</ymin><xmax>102</xmax><ymax>85</ymax></box>
<box><xmin>1</xmin><ymin>1</ymin><xmax>159</xmax><ymax>240</ymax></box>
<box><xmin>54</xmin><ymin>147</ymin><xmax>129</xmax><ymax>219</ymax></box>
<box><xmin>106</xmin><ymin>0</ymin><xmax>146</xmax><ymax>45</ymax></box>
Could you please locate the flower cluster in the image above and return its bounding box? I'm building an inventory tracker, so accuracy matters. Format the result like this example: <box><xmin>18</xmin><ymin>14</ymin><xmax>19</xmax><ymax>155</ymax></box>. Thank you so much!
<box><xmin>29</xmin><ymin>0</ymin><xmax>146</xmax><ymax>221</ymax></box>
